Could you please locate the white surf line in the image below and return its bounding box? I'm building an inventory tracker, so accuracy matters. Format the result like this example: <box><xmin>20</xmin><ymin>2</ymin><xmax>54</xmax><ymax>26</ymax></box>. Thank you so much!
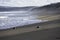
<box><xmin>0</xmin><ymin>11</ymin><xmax>28</xmax><ymax>13</ymax></box>
<box><xmin>0</xmin><ymin>16</ymin><xmax>8</xmax><ymax>19</ymax></box>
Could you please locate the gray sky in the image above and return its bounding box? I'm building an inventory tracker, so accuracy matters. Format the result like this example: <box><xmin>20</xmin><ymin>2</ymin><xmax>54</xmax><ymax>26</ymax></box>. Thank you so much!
<box><xmin>0</xmin><ymin>0</ymin><xmax>60</xmax><ymax>7</ymax></box>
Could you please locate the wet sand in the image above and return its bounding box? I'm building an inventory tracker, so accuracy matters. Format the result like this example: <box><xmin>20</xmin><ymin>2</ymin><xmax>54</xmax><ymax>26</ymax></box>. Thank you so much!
<box><xmin>0</xmin><ymin>25</ymin><xmax>60</xmax><ymax>40</ymax></box>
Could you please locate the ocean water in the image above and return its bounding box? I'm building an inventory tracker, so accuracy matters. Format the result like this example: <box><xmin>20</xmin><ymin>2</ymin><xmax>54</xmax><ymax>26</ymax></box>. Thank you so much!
<box><xmin>0</xmin><ymin>12</ymin><xmax>47</xmax><ymax>30</ymax></box>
